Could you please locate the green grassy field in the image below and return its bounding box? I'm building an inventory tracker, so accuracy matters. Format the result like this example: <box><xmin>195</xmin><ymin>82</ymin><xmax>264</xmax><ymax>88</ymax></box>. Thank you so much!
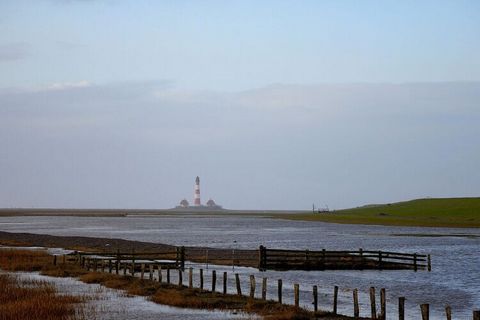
<box><xmin>275</xmin><ymin>198</ymin><xmax>480</xmax><ymax>228</ymax></box>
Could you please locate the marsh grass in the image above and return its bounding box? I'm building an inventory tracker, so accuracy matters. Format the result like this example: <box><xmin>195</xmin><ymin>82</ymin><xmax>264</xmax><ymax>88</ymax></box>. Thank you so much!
<box><xmin>0</xmin><ymin>249</ymin><xmax>356</xmax><ymax>319</ymax></box>
<box><xmin>277</xmin><ymin>197</ymin><xmax>480</xmax><ymax>228</ymax></box>
<box><xmin>0</xmin><ymin>273</ymin><xmax>84</xmax><ymax>320</ymax></box>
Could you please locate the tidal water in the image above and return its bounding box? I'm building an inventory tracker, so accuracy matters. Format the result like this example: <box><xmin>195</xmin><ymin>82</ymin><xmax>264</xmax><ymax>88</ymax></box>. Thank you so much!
<box><xmin>6</xmin><ymin>271</ymin><xmax>248</xmax><ymax>320</ymax></box>
<box><xmin>0</xmin><ymin>214</ymin><xmax>478</xmax><ymax>319</ymax></box>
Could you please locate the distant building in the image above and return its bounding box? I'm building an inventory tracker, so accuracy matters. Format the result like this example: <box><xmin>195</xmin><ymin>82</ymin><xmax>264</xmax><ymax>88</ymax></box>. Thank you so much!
<box><xmin>179</xmin><ymin>199</ymin><xmax>189</xmax><ymax>208</ymax></box>
<box><xmin>175</xmin><ymin>177</ymin><xmax>223</xmax><ymax>210</ymax></box>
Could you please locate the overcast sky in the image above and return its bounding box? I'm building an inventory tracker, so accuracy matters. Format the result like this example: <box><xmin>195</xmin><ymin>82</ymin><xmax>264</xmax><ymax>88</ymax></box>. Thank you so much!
<box><xmin>1</xmin><ymin>1</ymin><xmax>479</xmax><ymax>210</ymax></box>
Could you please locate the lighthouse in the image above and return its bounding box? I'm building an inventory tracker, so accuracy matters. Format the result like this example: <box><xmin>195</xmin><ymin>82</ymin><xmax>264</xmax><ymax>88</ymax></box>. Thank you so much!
<box><xmin>194</xmin><ymin>176</ymin><xmax>201</xmax><ymax>206</ymax></box>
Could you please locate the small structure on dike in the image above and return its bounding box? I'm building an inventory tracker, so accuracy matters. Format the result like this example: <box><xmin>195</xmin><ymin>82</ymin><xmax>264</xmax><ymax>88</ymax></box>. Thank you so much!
<box><xmin>175</xmin><ymin>176</ymin><xmax>223</xmax><ymax>210</ymax></box>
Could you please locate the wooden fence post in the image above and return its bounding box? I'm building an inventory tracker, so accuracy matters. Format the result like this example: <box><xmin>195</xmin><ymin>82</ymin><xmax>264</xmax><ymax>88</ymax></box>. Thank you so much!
<box><xmin>258</xmin><ymin>245</ymin><xmax>266</xmax><ymax>271</ymax></box>
<box><xmin>399</xmin><ymin>297</ymin><xmax>405</xmax><ymax>320</ymax></box>
<box><xmin>420</xmin><ymin>304</ymin><xmax>429</xmax><ymax>320</ymax></box>
<box><xmin>123</xmin><ymin>262</ymin><xmax>127</xmax><ymax>276</ymax></box>
<box><xmin>101</xmin><ymin>260</ymin><xmax>105</xmax><ymax>273</ymax></box>
<box><xmin>379</xmin><ymin>288</ymin><xmax>386</xmax><ymax>320</ymax></box>
<box><xmin>140</xmin><ymin>263</ymin><xmax>145</xmax><ymax>280</ymax></box>
<box><xmin>353</xmin><ymin>288</ymin><xmax>359</xmax><ymax>318</ymax></box>
<box><xmin>294</xmin><ymin>284</ymin><xmax>300</xmax><ymax>308</ymax></box>
<box><xmin>427</xmin><ymin>254</ymin><xmax>431</xmax><ymax>272</ymax></box>
<box><xmin>116</xmin><ymin>249</ymin><xmax>120</xmax><ymax>275</ymax></box>
<box><xmin>262</xmin><ymin>278</ymin><xmax>267</xmax><ymax>300</ymax></box>
<box><xmin>235</xmin><ymin>273</ymin><xmax>242</xmax><ymax>296</ymax></box>
<box><xmin>212</xmin><ymin>270</ymin><xmax>216</xmax><ymax>292</ymax></box>
<box><xmin>313</xmin><ymin>285</ymin><xmax>318</xmax><ymax>312</ymax></box>
<box><xmin>179</xmin><ymin>246</ymin><xmax>185</xmax><ymax>271</ymax></box>
<box><xmin>370</xmin><ymin>287</ymin><xmax>377</xmax><ymax>320</ymax></box>
<box><xmin>445</xmin><ymin>305</ymin><xmax>451</xmax><ymax>320</ymax></box>
<box><xmin>149</xmin><ymin>265</ymin><xmax>153</xmax><ymax>280</ymax></box>
<box><xmin>166</xmin><ymin>268</ymin><xmax>170</xmax><ymax>284</ymax></box>
<box><xmin>108</xmin><ymin>259</ymin><xmax>112</xmax><ymax>273</ymax></box>
<box><xmin>199</xmin><ymin>268</ymin><xmax>203</xmax><ymax>291</ymax></box>
<box><xmin>62</xmin><ymin>254</ymin><xmax>66</xmax><ymax>265</ymax></box>
<box><xmin>94</xmin><ymin>259</ymin><xmax>98</xmax><ymax>272</ymax></box>
<box><xmin>189</xmin><ymin>267</ymin><xmax>193</xmax><ymax>288</ymax></box>
<box><xmin>53</xmin><ymin>255</ymin><xmax>57</xmax><ymax>266</ymax></box>
<box><xmin>223</xmin><ymin>272</ymin><xmax>227</xmax><ymax>294</ymax></box>
<box><xmin>378</xmin><ymin>251</ymin><xmax>382</xmax><ymax>268</ymax></box>
<box><xmin>249</xmin><ymin>275</ymin><xmax>256</xmax><ymax>298</ymax></box>
<box><xmin>178</xmin><ymin>269</ymin><xmax>183</xmax><ymax>286</ymax></box>
<box><xmin>158</xmin><ymin>265</ymin><xmax>162</xmax><ymax>283</ymax></box>
<box><xmin>333</xmin><ymin>286</ymin><xmax>338</xmax><ymax>314</ymax></box>
<box><xmin>473</xmin><ymin>310</ymin><xmax>480</xmax><ymax>320</ymax></box>
<box><xmin>413</xmin><ymin>253</ymin><xmax>418</xmax><ymax>272</ymax></box>
<box><xmin>278</xmin><ymin>279</ymin><xmax>283</xmax><ymax>304</ymax></box>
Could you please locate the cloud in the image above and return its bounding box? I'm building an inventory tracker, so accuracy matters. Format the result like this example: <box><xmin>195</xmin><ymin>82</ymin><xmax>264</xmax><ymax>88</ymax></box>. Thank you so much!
<box><xmin>0</xmin><ymin>43</ymin><xmax>29</xmax><ymax>62</ymax></box>
<box><xmin>41</xmin><ymin>80</ymin><xmax>92</xmax><ymax>91</ymax></box>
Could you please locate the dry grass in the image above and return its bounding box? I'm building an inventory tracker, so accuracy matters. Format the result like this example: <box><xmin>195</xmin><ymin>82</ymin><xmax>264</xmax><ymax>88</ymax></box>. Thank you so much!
<box><xmin>0</xmin><ymin>249</ymin><xmax>357</xmax><ymax>319</ymax></box>
<box><xmin>0</xmin><ymin>273</ymin><xmax>83</xmax><ymax>320</ymax></box>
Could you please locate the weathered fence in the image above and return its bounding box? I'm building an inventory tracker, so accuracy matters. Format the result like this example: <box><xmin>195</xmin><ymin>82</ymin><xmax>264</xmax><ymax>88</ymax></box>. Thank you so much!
<box><xmin>77</xmin><ymin>246</ymin><xmax>185</xmax><ymax>272</ymax></box>
<box><xmin>258</xmin><ymin>246</ymin><xmax>431</xmax><ymax>271</ymax></box>
<box><xmin>68</xmin><ymin>253</ymin><xmax>477</xmax><ymax>320</ymax></box>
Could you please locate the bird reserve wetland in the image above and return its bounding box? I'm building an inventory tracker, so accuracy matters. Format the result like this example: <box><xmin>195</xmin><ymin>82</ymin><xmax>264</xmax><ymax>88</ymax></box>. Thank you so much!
<box><xmin>0</xmin><ymin>213</ymin><xmax>479</xmax><ymax>320</ymax></box>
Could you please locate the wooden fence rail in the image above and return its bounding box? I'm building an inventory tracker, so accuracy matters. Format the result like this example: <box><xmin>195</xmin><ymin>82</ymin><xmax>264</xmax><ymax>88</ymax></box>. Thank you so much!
<box><xmin>258</xmin><ymin>246</ymin><xmax>431</xmax><ymax>271</ymax></box>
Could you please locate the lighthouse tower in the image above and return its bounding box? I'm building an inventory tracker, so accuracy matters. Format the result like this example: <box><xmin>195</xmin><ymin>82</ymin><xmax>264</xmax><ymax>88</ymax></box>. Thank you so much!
<box><xmin>194</xmin><ymin>176</ymin><xmax>201</xmax><ymax>206</ymax></box>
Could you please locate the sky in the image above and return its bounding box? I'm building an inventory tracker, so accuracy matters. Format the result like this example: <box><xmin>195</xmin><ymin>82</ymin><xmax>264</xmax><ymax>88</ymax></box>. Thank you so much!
<box><xmin>0</xmin><ymin>1</ymin><xmax>479</xmax><ymax>210</ymax></box>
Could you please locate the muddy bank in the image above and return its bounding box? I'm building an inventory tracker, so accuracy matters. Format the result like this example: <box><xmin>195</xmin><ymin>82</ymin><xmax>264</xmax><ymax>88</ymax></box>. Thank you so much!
<box><xmin>0</xmin><ymin>231</ymin><xmax>258</xmax><ymax>267</ymax></box>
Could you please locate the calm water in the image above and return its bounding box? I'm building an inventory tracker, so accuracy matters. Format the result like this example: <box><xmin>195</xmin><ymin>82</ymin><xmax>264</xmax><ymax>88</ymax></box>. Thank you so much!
<box><xmin>0</xmin><ymin>215</ymin><xmax>479</xmax><ymax>319</ymax></box>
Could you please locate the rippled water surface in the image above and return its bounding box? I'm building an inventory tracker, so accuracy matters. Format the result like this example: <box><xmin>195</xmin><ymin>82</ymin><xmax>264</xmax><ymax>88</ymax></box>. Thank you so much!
<box><xmin>0</xmin><ymin>215</ymin><xmax>479</xmax><ymax>319</ymax></box>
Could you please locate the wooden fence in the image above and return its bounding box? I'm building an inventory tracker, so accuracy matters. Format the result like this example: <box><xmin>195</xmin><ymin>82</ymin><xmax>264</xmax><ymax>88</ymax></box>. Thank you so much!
<box><xmin>77</xmin><ymin>246</ymin><xmax>185</xmax><ymax>272</ymax></box>
<box><xmin>64</xmin><ymin>254</ymin><xmax>477</xmax><ymax>320</ymax></box>
<box><xmin>258</xmin><ymin>246</ymin><xmax>431</xmax><ymax>272</ymax></box>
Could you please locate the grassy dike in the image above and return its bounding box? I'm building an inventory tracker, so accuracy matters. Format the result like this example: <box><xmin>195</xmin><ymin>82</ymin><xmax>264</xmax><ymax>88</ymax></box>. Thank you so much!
<box><xmin>0</xmin><ymin>249</ymin><xmax>357</xmax><ymax>320</ymax></box>
<box><xmin>273</xmin><ymin>198</ymin><xmax>480</xmax><ymax>228</ymax></box>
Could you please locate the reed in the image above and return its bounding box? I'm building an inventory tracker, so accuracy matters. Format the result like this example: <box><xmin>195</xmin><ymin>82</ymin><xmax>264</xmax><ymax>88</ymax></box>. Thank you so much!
<box><xmin>0</xmin><ymin>273</ymin><xmax>83</xmax><ymax>320</ymax></box>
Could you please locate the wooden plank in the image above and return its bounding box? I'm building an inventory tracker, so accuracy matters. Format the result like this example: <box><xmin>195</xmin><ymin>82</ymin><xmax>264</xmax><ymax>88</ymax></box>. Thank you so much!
<box><xmin>473</xmin><ymin>310</ymin><xmax>480</xmax><ymax>320</ymax></box>
<box><xmin>445</xmin><ymin>305</ymin><xmax>451</xmax><ymax>320</ymax></box>
<box><xmin>333</xmin><ymin>286</ymin><xmax>338</xmax><ymax>314</ymax></box>
<box><xmin>353</xmin><ymin>288</ymin><xmax>359</xmax><ymax>318</ymax></box>
<box><xmin>380</xmin><ymin>288</ymin><xmax>386</xmax><ymax>320</ymax></box>
<box><xmin>370</xmin><ymin>287</ymin><xmax>377</xmax><ymax>320</ymax></box>
<box><xmin>278</xmin><ymin>279</ymin><xmax>283</xmax><ymax>304</ymax></box>
<box><xmin>178</xmin><ymin>269</ymin><xmax>182</xmax><ymax>286</ymax></box>
<box><xmin>223</xmin><ymin>272</ymin><xmax>227</xmax><ymax>295</ymax></box>
<box><xmin>262</xmin><ymin>277</ymin><xmax>267</xmax><ymax>300</ymax></box>
<box><xmin>249</xmin><ymin>275</ymin><xmax>256</xmax><ymax>298</ymax></box>
<box><xmin>235</xmin><ymin>273</ymin><xmax>242</xmax><ymax>296</ymax></box>
<box><xmin>420</xmin><ymin>304</ymin><xmax>429</xmax><ymax>320</ymax></box>
<box><xmin>294</xmin><ymin>284</ymin><xmax>299</xmax><ymax>308</ymax></box>
<box><xmin>399</xmin><ymin>297</ymin><xmax>405</xmax><ymax>320</ymax></box>
<box><xmin>313</xmin><ymin>285</ymin><xmax>318</xmax><ymax>312</ymax></box>
<box><xmin>212</xmin><ymin>270</ymin><xmax>216</xmax><ymax>292</ymax></box>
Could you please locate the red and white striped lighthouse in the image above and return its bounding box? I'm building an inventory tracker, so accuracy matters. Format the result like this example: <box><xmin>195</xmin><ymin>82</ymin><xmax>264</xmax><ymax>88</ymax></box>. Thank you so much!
<box><xmin>194</xmin><ymin>176</ymin><xmax>201</xmax><ymax>206</ymax></box>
